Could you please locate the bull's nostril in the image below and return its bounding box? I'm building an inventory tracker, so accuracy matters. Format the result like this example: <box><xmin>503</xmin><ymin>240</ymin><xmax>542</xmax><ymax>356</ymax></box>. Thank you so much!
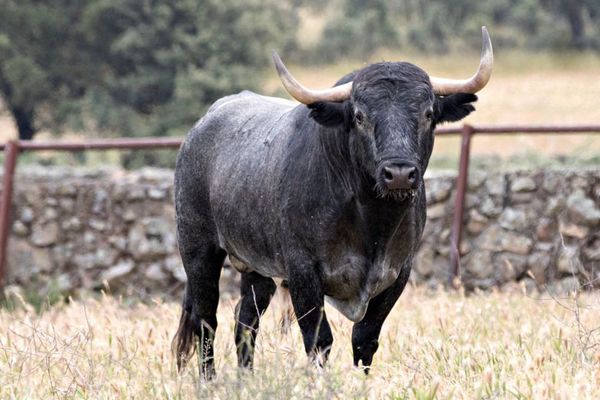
<box><xmin>408</xmin><ymin>169</ymin><xmax>416</xmax><ymax>182</ymax></box>
<box><xmin>384</xmin><ymin>169</ymin><xmax>394</xmax><ymax>181</ymax></box>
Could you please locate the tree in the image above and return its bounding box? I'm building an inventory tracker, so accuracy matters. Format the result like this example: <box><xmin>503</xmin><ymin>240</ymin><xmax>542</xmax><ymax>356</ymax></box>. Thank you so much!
<box><xmin>0</xmin><ymin>1</ymin><xmax>95</xmax><ymax>139</ymax></box>
<box><xmin>0</xmin><ymin>0</ymin><xmax>295</xmax><ymax>140</ymax></box>
<box><xmin>540</xmin><ymin>0</ymin><xmax>597</xmax><ymax>48</ymax></box>
<box><xmin>81</xmin><ymin>0</ymin><xmax>295</xmax><ymax>138</ymax></box>
<box><xmin>315</xmin><ymin>0</ymin><xmax>398</xmax><ymax>61</ymax></box>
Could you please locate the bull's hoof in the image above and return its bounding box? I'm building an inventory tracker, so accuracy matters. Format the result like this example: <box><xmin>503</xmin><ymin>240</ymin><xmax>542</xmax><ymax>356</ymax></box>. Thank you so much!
<box><xmin>352</xmin><ymin>338</ymin><xmax>379</xmax><ymax>372</ymax></box>
<box><xmin>200</xmin><ymin>363</ymin><xmax>216</xmax><ymax>381</ymax></box>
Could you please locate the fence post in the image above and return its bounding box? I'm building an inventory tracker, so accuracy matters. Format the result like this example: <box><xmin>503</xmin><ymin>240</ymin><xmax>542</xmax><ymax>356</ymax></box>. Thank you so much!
<box><xmin>449</xmin><ymin>125</ymin><xmax>474</xmax><ymax>287</ymax></box>
<box><xmin>0</xmin><ymin>140</ymin><xmax>19</xmax><ymax>288</ymax></box>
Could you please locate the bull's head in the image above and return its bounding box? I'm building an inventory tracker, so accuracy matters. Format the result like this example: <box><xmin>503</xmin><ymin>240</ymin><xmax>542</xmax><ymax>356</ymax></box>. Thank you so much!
<box><xmin>274</xmin><ymin>27</ymin><xmax>493</xmax><ymax>200</ymax></box>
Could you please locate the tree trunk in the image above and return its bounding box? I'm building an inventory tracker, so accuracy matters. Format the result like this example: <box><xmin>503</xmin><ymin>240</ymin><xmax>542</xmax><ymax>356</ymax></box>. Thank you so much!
<box><xmin>0</xmin><ymin>72</ymin><xmax>37</xmax><ymax>140</ymax></box>
<box><xmin>12</xmin><ymin>106</ymin><xmax>36</xmax><ymax>140</ymax></box>
<box><xmin>562</xmin><ymin>0</ymin><xmax>585</xmax><ymax>48</ymax></box>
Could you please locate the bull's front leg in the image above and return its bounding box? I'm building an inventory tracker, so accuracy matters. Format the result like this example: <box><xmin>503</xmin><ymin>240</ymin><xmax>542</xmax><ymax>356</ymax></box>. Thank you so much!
<box><xmin>287</xmin><ymin>263</ymin><xmax>333</xmax><ymax>366</ymax></box>
<box><xmin>352</xmin><ymin>263</ymin><xmax>411</xmax><ymax>374</ymax></box>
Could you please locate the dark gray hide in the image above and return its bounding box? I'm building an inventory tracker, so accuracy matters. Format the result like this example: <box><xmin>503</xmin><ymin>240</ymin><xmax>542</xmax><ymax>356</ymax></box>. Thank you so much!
<box><xmin>173</xmin><ymin>62</ymin><xmax>477</xmax><ymax>378</ymax></box>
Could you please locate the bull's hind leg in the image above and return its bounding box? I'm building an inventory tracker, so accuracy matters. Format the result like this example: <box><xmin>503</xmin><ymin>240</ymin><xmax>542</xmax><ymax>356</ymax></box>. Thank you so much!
<box><xmin>351</xmin><ymin>263</ymin><xmax>411</xmax><ymax>374</ymax></box>
<box><xmin>234</xmin><ymin>271</ymin><xmax>276</xmax><ymax>369</ymax></box>
<box><xmin>172</xmin><ymin>215</ymin><xmax>226</xmax><ymax>380</ymax></box>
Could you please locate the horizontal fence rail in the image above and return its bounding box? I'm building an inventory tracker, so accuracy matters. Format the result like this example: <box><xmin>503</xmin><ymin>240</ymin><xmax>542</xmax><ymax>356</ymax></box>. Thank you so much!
<box><xmin>0</xmin><ymin>137</ymin><xmax>183</xmax><ymax>152</ymax></box>
<box><xmin>1</xmin><ymin>125</ymin><xmax>600</xmax><ymax>288</ymax></box>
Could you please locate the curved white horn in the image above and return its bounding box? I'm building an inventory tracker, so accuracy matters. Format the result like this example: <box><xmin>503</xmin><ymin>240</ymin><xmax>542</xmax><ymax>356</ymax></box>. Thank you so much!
<box><xmin>430</xmin><ymin>26</ymin><xmax>494</xmax><ymax>95</ymax></box>
<box><xmin>272</xmin><ymin>51</ymin><xmax>353</xmax><ymax>104</ymax></box>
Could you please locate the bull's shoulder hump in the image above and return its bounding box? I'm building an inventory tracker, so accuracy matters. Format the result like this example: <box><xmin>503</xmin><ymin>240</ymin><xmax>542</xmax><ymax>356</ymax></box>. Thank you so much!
<box><xmin>183</xmin><ymin>91</ymin><xmax>300</xmax><ymax>152</ymax></box>
<box><xmin>207</xmin><ymin>91</ymin><xmax>297</xmax><ymax>115</ymax></box>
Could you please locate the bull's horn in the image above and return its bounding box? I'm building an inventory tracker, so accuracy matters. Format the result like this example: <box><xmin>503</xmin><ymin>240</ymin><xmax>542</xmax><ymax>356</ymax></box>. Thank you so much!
<box><xmin>430</xmin><ymin>26</ymin><xmax>493</xmax><ymax>95</ymax></box>
<box><xmin>272</xmin><ymin>51</ymin><xmax>352</xmax><ymax>104</ymax></box>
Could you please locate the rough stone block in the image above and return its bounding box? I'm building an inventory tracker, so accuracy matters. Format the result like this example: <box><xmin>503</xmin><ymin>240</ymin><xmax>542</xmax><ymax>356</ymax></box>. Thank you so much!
<box><xmin>511</xmin><ymin>176</ymin><xmax>537</xmax><ymax>192</ymax></box>
<box><xmin>499</xmin><ymin>208</ymin><xmax>528</xmax><ymax>231</ymax></box>
<box><xmin>465</xmin><ymin>250</ymin><xmax>494</xmax><ymax>279</ymax></box>
<box><xmin>30</xmin><ymin>221</ymin><xmax>60</xmax><ymax>247</ymax></box>
<box><xmin>556</xmin><ymin>246</ymin><xmax>581</xmax><ymax>275</ymax></box>
<box><xmin>566</xmin><ymin>190</ymin><xmax>600</xmax><ymax>226</ymax></box>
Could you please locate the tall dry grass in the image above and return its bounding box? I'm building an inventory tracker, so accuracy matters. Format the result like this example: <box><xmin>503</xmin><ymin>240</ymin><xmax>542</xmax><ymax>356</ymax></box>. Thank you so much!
<box><xmin>1</xmin><ymin>286</ymin><xmax>599</xmax><ymax>399</ymax></box>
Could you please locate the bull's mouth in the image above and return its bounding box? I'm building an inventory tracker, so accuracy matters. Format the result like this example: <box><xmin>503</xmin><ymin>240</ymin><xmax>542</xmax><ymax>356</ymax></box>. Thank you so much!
<box><xmin>386</xmin><ymin>188</ymin><xmax>416</xmax><ymax>202</ymax></box>
<box><xmin>374</xmin><ymin>182</ymin><xmax>417</xmax><ymax>202</ymax></box>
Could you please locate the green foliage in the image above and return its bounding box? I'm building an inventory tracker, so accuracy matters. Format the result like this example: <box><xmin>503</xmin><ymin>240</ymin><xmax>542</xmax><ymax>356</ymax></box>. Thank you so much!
<box><xmin>82</xmin><ymin>0</ymin><xmax>294</xmax><ymax>137</ymax></box>
<box><xmin>0</xmin><ymin>0</ymin><xmax>295</xmax><ymax>143</ymax></box>
<box><xmin>316</xmin><ymin>0</ymin><xmax>398</xmax><ymax>61</ymax></box>
<box><xmin>0</xmin><ymin>1</ymin><xmax>94</xmax><ymax>139</ymax></box>
<box><xmin>1</xmin><ymin>278</ymin><xmax>67</xmax><ymax>314</ymax></box>
<box><xmin>308</xmin><ymin>0</ymin><xmax>600</xmax><ymax>61</ymax></box>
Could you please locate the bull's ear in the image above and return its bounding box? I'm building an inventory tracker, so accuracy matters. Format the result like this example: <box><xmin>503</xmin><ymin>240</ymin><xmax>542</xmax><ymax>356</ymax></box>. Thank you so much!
<box><xmin>307</xmin><ymin>101</ymin><xmax>349</xmax><ymax>127</ymax></box>
<box><xmin>436</xmin><ymin>93</ymin><xmax>478</xmax><ymax>123</ymax></box>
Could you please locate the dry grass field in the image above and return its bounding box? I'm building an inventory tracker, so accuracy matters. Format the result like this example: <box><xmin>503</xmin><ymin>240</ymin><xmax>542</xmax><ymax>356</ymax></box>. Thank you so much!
<box><xmin>1</xmin><ymin>286</ymin><xmax>599</xmax><ymax>399</ymax></box>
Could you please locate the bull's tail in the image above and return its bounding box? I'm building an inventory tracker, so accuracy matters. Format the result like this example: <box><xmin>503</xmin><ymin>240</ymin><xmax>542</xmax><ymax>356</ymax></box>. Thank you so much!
<box><xmin>172</xmin><ymin>308</ymin><xmax>196</xmax><ymax>371</ymax></box>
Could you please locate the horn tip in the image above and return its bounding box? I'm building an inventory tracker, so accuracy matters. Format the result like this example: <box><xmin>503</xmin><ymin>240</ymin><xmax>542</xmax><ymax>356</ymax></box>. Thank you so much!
<box><xmin>481</xmin><ymin>26</ymin><xmax>490</xmax><ymax>41</ymax></box>
<box><xmin>271</xmin><ymin>50</ymin><xmax>281</xmax><ymax>65</ymax></box>
<box><xmin>480</xmin><ymin>26</ymin><xmax>493</xmax><ymax>65</ymax></box>
<box><xmin>271</xmin><ymin>51</ymin><xmax>287</xmax><ymax>78</ymax></box>
<box><xmin>481</xmin><ymin>26</ymin><xmax>492</xmax><ymax>51</ymax></box>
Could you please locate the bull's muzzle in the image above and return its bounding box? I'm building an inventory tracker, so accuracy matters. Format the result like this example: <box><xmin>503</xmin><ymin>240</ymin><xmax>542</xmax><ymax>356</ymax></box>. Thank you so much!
<box><xmin>382</xmin><ymin>162</ymin><xmax>419</xmax><ymax>191</ymax></box>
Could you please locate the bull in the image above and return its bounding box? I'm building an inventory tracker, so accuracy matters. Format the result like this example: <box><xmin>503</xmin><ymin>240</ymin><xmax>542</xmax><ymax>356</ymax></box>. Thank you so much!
<box><xmin>173</xmin><ymin>27</ymin><xmax>493</xmax><ymax>379</ymax></box>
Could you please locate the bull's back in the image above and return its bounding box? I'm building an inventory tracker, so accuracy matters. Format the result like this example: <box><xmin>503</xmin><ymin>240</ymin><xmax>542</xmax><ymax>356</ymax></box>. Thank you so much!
<box><xmin>183</xmin><ymin>91</ymin><xmax>295</xmax><ymax>155</ymax></box>
<box><xmin>178</xmin><ymin>91</ymin><xmax>295</xmax><ymax>185</ymax></box>
<box><xmin>176</xmin><ymin>91</ymin><xmax>299</xmax><ymax>277</ymax></box>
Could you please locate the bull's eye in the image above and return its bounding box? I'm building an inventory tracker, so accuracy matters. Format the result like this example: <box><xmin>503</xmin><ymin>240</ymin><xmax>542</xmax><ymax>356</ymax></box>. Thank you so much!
<box><xmin>354</xmin><ymin>111</ymin><xmax>365</xmax><ymax>126</ymax></box>
<box><xmin>425</xmin><ymin>109</ymin><xmax>433</xmax><ymax>121</ymax></box>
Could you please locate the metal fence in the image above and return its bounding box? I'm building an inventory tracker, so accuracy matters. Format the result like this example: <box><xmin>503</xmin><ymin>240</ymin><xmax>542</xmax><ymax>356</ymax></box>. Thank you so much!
<box><xmin>1</xmin><ymin>125</ymin><xmax>599</xmax><ymax>288</ymax></box>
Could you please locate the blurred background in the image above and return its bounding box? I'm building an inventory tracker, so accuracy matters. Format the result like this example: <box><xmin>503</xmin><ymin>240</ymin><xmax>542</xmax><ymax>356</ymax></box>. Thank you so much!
<box><xmin>0</xmin><ymin>0</ymin><xmax>599</xmax><ymax>169</ymax></box>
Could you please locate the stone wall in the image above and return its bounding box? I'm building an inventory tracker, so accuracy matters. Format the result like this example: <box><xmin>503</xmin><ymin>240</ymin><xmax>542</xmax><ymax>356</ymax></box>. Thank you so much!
<box><xmin>3</xmin><ymin>166</ymin><xmax>600</xmax><ymax>299</ymax></box>
<box><xmin>417</xmin><ymin>168</ymin><xmax>600</xmax><ymax>293</ymax></box>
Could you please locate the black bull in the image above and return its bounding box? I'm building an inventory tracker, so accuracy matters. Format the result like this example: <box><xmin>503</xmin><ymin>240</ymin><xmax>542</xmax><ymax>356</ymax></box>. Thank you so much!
<box><xmin>172</xmin><ymin>33</ymin><xmax>492</xmax><ymax>379</ymax></box>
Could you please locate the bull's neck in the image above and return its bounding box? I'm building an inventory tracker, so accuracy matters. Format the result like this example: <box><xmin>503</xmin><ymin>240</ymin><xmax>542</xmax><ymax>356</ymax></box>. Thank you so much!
<box><xmin>316</xmin><ymin>125</ymin><xmax>367</xmax><ymax>197</ymax></box>
<box><xmin>309</xmin><ymin>120</ymin><xmax>423</xmax><ymax>258</ymax></box>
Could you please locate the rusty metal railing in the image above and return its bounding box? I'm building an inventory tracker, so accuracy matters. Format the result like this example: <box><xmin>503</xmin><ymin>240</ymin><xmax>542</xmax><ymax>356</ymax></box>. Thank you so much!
<box><xmin>1</xmin><ymin>125</ymin><xmax>599</xmax><ymax>288</ymax></box>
